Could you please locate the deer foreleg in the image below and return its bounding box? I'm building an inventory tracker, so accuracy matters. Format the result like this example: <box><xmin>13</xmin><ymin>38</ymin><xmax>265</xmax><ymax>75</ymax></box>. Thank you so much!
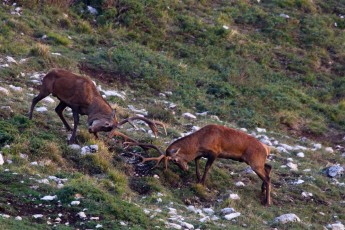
<box><xmin>200</xmin><ymin>156</ymin><xmax>215</xmax><ymax>185</ymax></box>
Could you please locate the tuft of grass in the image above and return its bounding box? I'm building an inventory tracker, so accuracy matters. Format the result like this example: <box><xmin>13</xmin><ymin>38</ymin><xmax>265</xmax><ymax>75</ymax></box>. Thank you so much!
<box><xmin>30</xmin><ymin>43</ymin><xmax>50</xmax><ymax>58</ymax></box>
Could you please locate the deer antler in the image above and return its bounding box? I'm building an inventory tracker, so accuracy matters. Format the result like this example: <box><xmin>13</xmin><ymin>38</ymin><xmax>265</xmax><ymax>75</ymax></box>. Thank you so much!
<box><xmin>118</xmin><ymin>116</ymin><xmax>167</xmax><ymax>137</ymax></box>
<box><xmin>124</xmin><ymin>142</ymin><xmax>168</xmax><ymax>170</ymax></box>
<box><xmin>108</xmin><ymin>129</ymin><xmax>138</xmax><ymax>143</ymax></box>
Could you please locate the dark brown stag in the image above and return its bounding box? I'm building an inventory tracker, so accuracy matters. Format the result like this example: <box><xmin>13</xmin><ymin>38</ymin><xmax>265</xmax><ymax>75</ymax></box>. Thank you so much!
<box><xmin>29</xmin><ymin>69</ymin><xmax>165</xmax><ymax>144</ymax></box>
<box><xmin>126</xmin><ymin>124</ymin><xmax>272</xmax><ymax>206</ymax></box>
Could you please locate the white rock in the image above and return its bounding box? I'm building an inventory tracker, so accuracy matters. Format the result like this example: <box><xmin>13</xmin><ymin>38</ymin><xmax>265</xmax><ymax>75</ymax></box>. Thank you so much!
<box><xmin>210</xmin><ymin>115</ymin><xmax>220</xmax><ymax>121</ymax></box>
<box><xmin>292</xmin><ymin>179</ymin><xmax>304</xmax><ymax>185</ymax></box>
<box><xmin>195</xmin><ymin>111</ymin><xmax>208</xmax><ymax>116</ymax></box>
<box><xmin>43</xmin><ymin>96</ymin><xmax>55</xmax><ymax>104</ymax></box>
<box><xmin>211</xmin><ymin>215</ymin><xmax>219</xmax><ymax>221</ymax></box>
<box><xmin>301</xmin><ymin>192</ymin><xmax>313</xmax><ymax>198</ymax></box>
<box><xmin>1</xmin><ymin>214</ymin><xmax>10</xmax><ymax>218</ymax></box>
<box><xmin>77</xmin><ymin>212</ymin><xmax>87</xmax><ymax>219</ymax></box>
<box><xmin>157</xmin><ymin>198</ymin><xmax>162</xmax><ymax>203</ymax></box>
<box><xmin>19</xmin><ymin>153</ymin><xmax>28</xmax><ymax>159</ymax></box>
<box><xmin>240</xmin><ymin>128</ymin><xmax>247</xmax><ymax>132</ymax></box>
<box><xmin>180</xmin><ymin>221</ymin><xmax>194</xmax><ymax>229</ymax></box>
<box><xmin>279</xmin><ymin>13</ymin><xmax>290</xmax><ymax>19</ymax></box>
<box><xmin>325</xmin><ymin>147</ymin><xmax>334</xmax><ymax>153</ymax></box>
<box><xmin>0</xmin><ymin>86</ymin><xmax>9</xmax><ymax>95</ymax></box>
<box><xmin>280</xmin><ymin>144</ymin><xmax>294</xmax><ymax>151</ymax></box>
<box><xmin>313</xmin><ymin>143</ymin><xmax>322</xmax><ymax>150</ymax></box>
<box><xmin>182</xmin><ymin>112</ymin><xmax>197</xmax><ymax>120</ymax></box>
<box><xmin>244</xmin><ymin>167</ymin><xmax>256</xmax><ymax>174</ymax></box>
<box><xmin>168</xmin><ymin>208</ymin><xmax>177</xmax><ymax>215</ymax></box>
<box><xmin>0</xmin><ymin>153</ymin><xmax>4</xmax><ymax>165</ymax></box>
<box><xmin>229</xmin><ymin>194</ymin><xmax>240</xmax><ymax>200</ymax></box>
<box><xmin>202</xmin><ymin>208</ymin><xmax>214</xmax><ymax>215</ymax></box>
<box><xmin>51</xmin><ymin>52</ymin><xmax>61</xmax><ymax>56</ymax></box>
<box><xmin>303</xmin><ymin>169</ymin><xmax>311</xmax><ymax>172</ymax></box>
<box><xmin>37</xmin><ymin>179</ymin><xmax>50</xmax><ymax>184</ymax></box>
<box><xmin>187</xmin><ymin>205</ymin><xmax>198</xmax><ymax>213</ymax></box>
<box><xmin>274</xmin><ymin>213</ymin><xmax>300</xmax><ymax>224</ymax></box>
<box><xmin>166</xmin><ymin>223</ymin><xmax>182</xmax><ymax>229</ymax></box>
<box><xmin>199</xmin><ymin>216</ymin><xmax>210</xmax><ymax>223</ymax></box>
<box><xmin>287</xmin><ymin>158</ymin><xmax>293</xmax><ymax>161</ymax></box>
<box><xmin>30</xmin><ymin>161</ymin><xmax>38</xmax><ymax>166</ymax></box>
<box><xmin>33</xmin><ymin>214</ymin><xmax>44</xmax><ymax>219</ymax></box>
<box><xmin>223</xmin><ymin>25</ymin><xmax>229</xmax><ymax>30</ymax></box>
<box><xmin>71</xmin><ymin>201</ymin><xmax>80</xmax><ymax>206</ymax></box>
<box><xmin>224</xmin><ymin>212</ymin><xmax>241</xmax><ymax>220</ymax></box>
<box><xmin>327</xmin><ymin>165</ymin><xmax>344</xmax><ymax>178</ymax></box>
<box><xmin>235</xmin><ymin>181</ymin><xmax>245</xmax><ymax>187</ymax></box>
<box><xmin>6</xmin><ymin>56</ymin><xmax>17</xmax><ymax>64</ymax></box>
<box><xmin>221</xmin><ymin>208</ymin><xmax>235</xmax><ymax>215</ymax></box>
<box><xmin>102</xmin><ymin>90</ymin><xmax>126</xmax><ymax>100</ymax></box>
<box><xmin>9</xmin><ymin>85</ymin><xmax>22</xmax><ymax>91</ymax></box>
<box><xmin>35</xmin><ymin>107</ymin><xmax>48</xmax><ymax>112</ymax></box>
<box><xmin>276</xmin><ymin>146</ymin><xmax>289</xmax><ymax>154</ymax></box>
<box><xmin>153</xmin><ymin>174</ymin><xmax>160</xmax><ymax>179</ymax></box>
<box><xmin>90</xmin><ymin>217</ymin><xmax>100</xmax><ymax>220</ymax></box>
<box><xmin>41</xmin><ymin>195</ymin><xmax>57</xmax><ymax>201</ymax></box>
<box><xmin>68</xmin><ymin>144</ymin><xmax>81</xmax><ymax>150</ymax></box>
<box><xmin>287</xmin><ymin>162</ymin><xmax>298</xmax><ymax>171</ymax></box>
<box><xmin>87</xmin><ymin>5</ymin><xmax>98</xmax><ymax>14</ymax></box>
<box><xmin>15</xmin><ymin>216</ymin><xmax>22</xmax><ymax>220</ymax></box>
<box><xmin>297</xmin><ymin>152</ymin><xmax>305</xmax><ymax>158</ymax></box>
<box><xmin>329</xmin><ymin>222</ymin><xmax>345</xmax><ymax>230</ymax></box>
<box><xmin>96</xmin><ymin>224</ymin><xmax>103</xmax><ymax>228</ymax></box>
<box><xmin>128</xmin><ymin>105</ymin><xmax>148</xmax><ymax>115</ymax></box>
<box><xmin>256</xmin><ymin>127</ymin><xmax>266</xmax><ymax>133</ymax></box>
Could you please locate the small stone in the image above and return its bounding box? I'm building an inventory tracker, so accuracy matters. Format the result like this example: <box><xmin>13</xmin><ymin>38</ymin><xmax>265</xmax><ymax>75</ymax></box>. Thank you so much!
<box><xmin>221</xmin><ymin>208</ymin><xmax>235</xmax><ymax>215</ymax></box>
<box><xmin>235</xmin><ymin>181</ymin><xmax>245</xmax><ymax>187</ymax></box>
<box><xmin>15</xmin><ymin>216</ymin><xmax>22</xmax><ymax>220</ymax></box>
<box><xmin>329</xmin><ymin>222</ymin><xmax>345</xmax><ymax>230</ymax></box>
<box><xmin>96</xmin><ymin>224</ymin><xmax>103</xmax><ymax>228</ymax></box>
<box><xmin>33</xmin><ymin>214</ymin><xmax>44</xmax><ymax>219</ymax></box>
<box><xmin>301</xmin><ymin>192</ymin><xmax>313</xmax><ymax>198</ymax></box>
<box><xmin>325</xmin><ymin>147</ymin><xmax>334</xmax><ymax>153</ymax></box>
<box><xmin>157</xmin><ymin>198</ymin><xmax>162</xmax><ymax>203</ymax></box>
<box><xmin>30</xmin><ymin>161</ymin><xmax>38</xmax><ymax>166</ymax></box>
<box><xmin>187</xmin><ymin>205</ymin><xmax>197</xmax><ymax>213</ymax></box>
<box><xmin>327</xmin><ymin>165</ymin><xmax>344</xmax><ymax>178</ymax></box>
<box><xmin>256</xmin><ymin>127</ymin><xmax>266</xmax><ymax>133</ymax></box>
<box><xmin>287</xmin><ymin>162</ymin><xmax>298</xmax><ymax>171</ymax></box>
<box><xmin>313</xmin><ymin>143</ymin><xmax>322</xmax><ymax>150</ymax></box>
<box><xmin>35</xmin><ymin>107</ymin><xmax>48</xmax><ymax>113</ymax></box>
<box><xmin>0</xmin><ymin>153</ymin><xmax>4</xmax><ymax>165</ymax></box>
<box><xmin>202</xmin><ymin>208</ymin><xmax>214</xmax><ymax>215</ymax></box>
<box><xmin>199</xmin><ymin>216</ymin><xmax>210</xmax><ymax>223</ymax></box>
<box><xmin>182</xmin><ymin>112</ymin><xmax>197</xmax><ymax>120</ymax></box>
<box><xmin>274</xmin><ymin>213</ymin><xmax>300</xmax><ymax>224</ymax></box>
<box><xmin>9</xmin><ymin>85</ymin><xmax>22</xmax><ymax>91</ymax></box>
<box><xmin>90</xmin><ymin>217</ymin><xmax>100</xmax><ymax>220</ymax></box>
<box><xmin>279</xmin><ymin>13</ymin><xmax>290</xmax><ymax>19</ymax></box>
<box><xmin>180</xmin><ymin>221</ymin><xmax>194</xmax><ymax>229</ymax></box>
<box><xmin>166</xmin><ymin>223</ymin><xmax>182</xmax><ymax>229</ymax></box>
<box><xmin>229</xmin><ymin>194</ymin><xmax>240</xmax><ymax>200</ymax></box>
<box><xmin>223</xmin><ymin>25</ymin><xmax>229</xmax><ymax>30</ymax></box>
<box><xmin>41</xmin><ymin>195</ymin><xmax>57</xmax><ymax>201</ymax></box>
<box><xmin>224</xmin><ymin>212</ymin><xmax>241</xmax><ymax>220</ymax></box>
<box><xmin>297</xmin><ymin>152</ymin><xmax>305</xmax><ymax>158</ymax></box>
<box><xmin>77</xmin><ymin>212</ymin><xmax>86</xmax><ymax>219</ymax></box>
<box><xmin>292</xmin><ymin>179</ymin><xmax>304</xmax><ymax>185</ymax></box>
<box><xmin>70</xmin><ymin>201</ymin><xmax>80</xmax><ymax>206</ymax></box>
<box><xmin>153</xmin><ymin>174</ymin><xmax>160</xmax><ymax>179</ymax></box>
<box><xmin>0</xmin><ymin>87</ymin><xmax>9</xmax><ymax>95</ymax></box>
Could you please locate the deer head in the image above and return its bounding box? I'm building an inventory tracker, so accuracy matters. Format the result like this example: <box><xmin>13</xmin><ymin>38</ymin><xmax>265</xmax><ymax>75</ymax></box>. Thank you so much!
<box><xmin>166</xmin><ymin>148</ymin><xmax>189</xmax><ymax>171</ymax></box>
<box><xmin>88</xmin><ymin>109</ymin><xmax>118</xmax><ymax>134</ymax></box>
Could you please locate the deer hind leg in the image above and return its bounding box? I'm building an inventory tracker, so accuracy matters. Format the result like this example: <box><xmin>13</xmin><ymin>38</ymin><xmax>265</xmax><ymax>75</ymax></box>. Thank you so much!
<box><xmin>68</xmin><ymin>108</ymin><xmax>80</xmax><ymax>144</ymax></box>
<box><xmin>195</xmin><ymin>157</ymin><xmax>202</xmax><ymax>183</ymax></box>
<box><xmin>200</xmin><ymin>156</ymin><xmax>216</xmax><ymax>186</ymax></box>
<box><xmin>29</xmin><ymin>90</ymin><xmax>50</xmax><ymax>119</ymax></box>
<box><xmin>252</xmin><ymin>165</ymin><xmax>271</xmax><ymax>206</ymax></box>
<box><xmin>55</xmin><ymin>102</ymin><xmax>72</xmax><ymax>131</ymax></box>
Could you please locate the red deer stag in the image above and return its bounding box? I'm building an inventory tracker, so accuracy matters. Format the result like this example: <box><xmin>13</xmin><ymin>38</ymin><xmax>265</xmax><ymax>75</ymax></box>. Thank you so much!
<box><xmin>125</xmin><ymin>124</ymin><xmax>272</xmax><ymax>206</ymax></box>
<box><xmin>29</xmin><ymin>69</ymin><xmax>165</xmax><ymax>144</ymax></box>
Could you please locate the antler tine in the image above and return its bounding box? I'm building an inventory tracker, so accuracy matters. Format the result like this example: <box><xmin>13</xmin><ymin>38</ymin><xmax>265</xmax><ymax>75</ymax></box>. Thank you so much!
<box><xmin>119</xmin><ymin>116</ymin><xmax>166</xmax><ymax>137</ymax></box>
<box><xmin>108</xmin><ymin>130</ymin><xmax>138</xmax><ymax>143</ymax></box>
<box><xmin>123</xmin><ymin>142</ymin><xmax>168</xmax><ymax>170</ymax></box>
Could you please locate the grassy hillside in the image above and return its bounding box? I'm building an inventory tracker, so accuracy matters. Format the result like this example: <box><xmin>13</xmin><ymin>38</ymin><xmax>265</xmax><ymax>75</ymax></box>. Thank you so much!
<box><xmin>0</xmin><ymin>0</ymin><xmax>344</xmax><ymax>229</ymax></box>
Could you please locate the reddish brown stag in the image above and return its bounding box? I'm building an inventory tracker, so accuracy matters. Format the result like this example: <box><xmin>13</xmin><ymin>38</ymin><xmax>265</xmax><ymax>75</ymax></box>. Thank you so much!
<box><xmin>126</xmin><ymin>124</ymin><xmax>272</xmax><ymax>206</ymax></box>
<box><xmin>29</xmin><ymin>69</ymin><xmax>165</xmax><ymax>144</ymax></box>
